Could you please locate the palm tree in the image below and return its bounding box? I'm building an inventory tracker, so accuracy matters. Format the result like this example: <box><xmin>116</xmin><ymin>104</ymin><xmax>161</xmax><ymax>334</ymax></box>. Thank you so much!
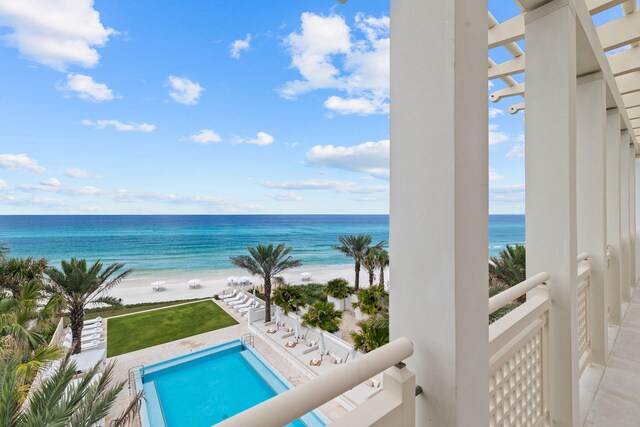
<box><xmin>45</xmin><ymin>259</ymin><xmax>132</xmax><ymax>354</ymax></box>
<box><xmin>362</xmin><ymin>249</ymin><xmax>378</xmax><ymax>288</ymax></box>
<box><xmin>230</xmin><ymin>244</ymin><xmax>301</xmax><ymax>323</ymax></box>
<box><xmin>0</xmin><ymin>356</ymin><xmax>141</xmax><ymax>427</ymax></box>
<box><xmin>323</xmin><ymin>278</ymin><xmax>352</xmax><ymax>300</ymax></box>
<box><xmin>351</xmin><ymin>314</ymin><xmax>389</xmax><ymax>353</ymax></box>
<box><xmin>272</xmin><ymin>284</ymin><xmax>307</xmax><ymax>315</ymax></box>
<box><xmin>0</xmin><ymin>257</ymin><xmax>49</xmax><ymax>300</ymax></box>
<box><xmin>489</xmin><ymin>244</ymin><xmax>526</xmax><ymax>288</ymax></box>
<box><xmin>302</xmin><ymin>300</ymin><xmax>342</xmax><ymax>334</ymax></box>
<box><xmin>333</xmin><ymin>235</ymin><xmax>385</xmax><ymax>291</ymax></box>
<box><xmin>352</xmin><ymin>285</ymin><xmax>388</xmax><ymax>316</ymax></box>
<box><xmin>375</xmin><ymin>248</ymin><xmax>389</xmax><ymax>287</ymax></box>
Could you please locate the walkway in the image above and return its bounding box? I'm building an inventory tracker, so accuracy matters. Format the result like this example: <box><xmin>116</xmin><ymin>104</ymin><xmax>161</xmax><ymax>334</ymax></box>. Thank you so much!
<box><xmin>585</xmin><ymin>287</ymin><xmax>640</xmax><ymax>426</ymax></box>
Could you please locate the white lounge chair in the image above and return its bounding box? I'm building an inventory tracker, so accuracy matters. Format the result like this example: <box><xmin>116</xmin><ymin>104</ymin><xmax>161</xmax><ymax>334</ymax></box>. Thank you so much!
<box><xmin>229</xmin><ymin>296</ymin><xmax>250</xmax><ymax>307</ymax></box>
<box><xmin>65</xmin><ymin>332</ymin><xmax>101</xmax><ymax>342</ymax></box>
<box><xmin>63</xmin><ymin>339</ymin><xmax>101</xmax><ymax>351</ymax></box>
<box><xmin>235</xmin><ymin>299</ymin><xmax>254</xmax><ymax>310</ymax></box>
<box><xmin>225</xmin><ymin>293</ymin><xmax>245</xmax><ymax>304</ymax></box>
<box><xmin>220</xmin><ymin>290</ymin><xmax>239</xmax><ymax>301</ymax></box>
<box><xmin>75</xmin><ymin>326</ymin><xmax>102</xmax><ymax>335</ymax></box>
<box><xmin>83</xmin><ymin>317</ymin><xmax>102</xmax><ymax>326</ymax></box>
<box><xmin>238</xmin><ymin>301</ymin><xmax>259</xmax><ymax>313</ymax></box>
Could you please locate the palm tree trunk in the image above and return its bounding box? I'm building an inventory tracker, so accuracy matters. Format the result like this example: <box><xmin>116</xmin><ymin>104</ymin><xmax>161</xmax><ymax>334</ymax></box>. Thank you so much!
<box><xmin>69</xmin><ymin>309</ymin><xmax>84</xmax><ymax>354</ymax></box>
<box><xmin>264</xmin><ymin>275</ymin><xmax>272</xmax><ymax>323</ymax></box>
<box><xmin>354</xmin><ymin>261</ymin><xmax>360</xmax><ymax>291</ymax></box>
<box><xmin>368</xmin><ymin>270</ymin><xmax>374</xmax><ymax>287</ymax></box>
<box><xmin>379</xmin><ymin>267</ymin><xmax>385</xmax><ymax>287</ymax></box>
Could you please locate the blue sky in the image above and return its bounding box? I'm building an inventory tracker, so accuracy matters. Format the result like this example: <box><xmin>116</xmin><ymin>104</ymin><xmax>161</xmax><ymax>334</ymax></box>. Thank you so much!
<box><xmin>2</xmin><ymin>0</ymin><xmax>622</xmax><ymax>215</ymax></box>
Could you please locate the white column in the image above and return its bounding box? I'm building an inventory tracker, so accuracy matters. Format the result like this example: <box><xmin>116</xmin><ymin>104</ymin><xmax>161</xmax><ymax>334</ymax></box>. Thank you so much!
<box><xmin>525</xmin><ymin>3</ymin><xmax>579</xmax><ymax>426</ymax></box>
<box><xmin>606</xmin><ymin>111</ymin><xmax>622</xmax><ymax>325</ymax></box>
<box><xmin>629</xmin><ymin>145</ymin><xmax>636</xmax><ymax>288</ymax></box>
<box><xmin>390</xmin><ymin>0</ymin><xmax>488</xmax><ymax>426</ymax></box>
<box><xmin>576</xmin><ymin>74</ymin><xmax>608</xmax><ymax>365</ymax></box>
<box><xmin>620</xmin><ymin>131</ymin><xmax>631</xmax><ymax>302</ymax></box>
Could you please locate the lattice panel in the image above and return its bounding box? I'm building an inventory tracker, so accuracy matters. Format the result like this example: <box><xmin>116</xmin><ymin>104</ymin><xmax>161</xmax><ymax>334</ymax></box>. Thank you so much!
<box><xmin>490</xmin><ymin>329</ymin><xmax>544</xmax><ymax>427</ymax></box>
<box><xmin>578</xmin><ymin>280</ymin><xmax>589</xmax><ymax>357</ymax></box>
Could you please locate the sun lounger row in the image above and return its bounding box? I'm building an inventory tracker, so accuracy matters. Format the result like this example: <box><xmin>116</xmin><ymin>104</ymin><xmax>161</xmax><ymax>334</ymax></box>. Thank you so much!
<box><xmin>62</xmin><ymin>339</ymin><xmax>102</xmax><ymax>351</ymax></box>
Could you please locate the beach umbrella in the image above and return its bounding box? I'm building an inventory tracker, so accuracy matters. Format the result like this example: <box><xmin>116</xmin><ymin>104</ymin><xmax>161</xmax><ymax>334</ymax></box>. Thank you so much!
<box><xmin>252</xmin><ymin>287</ymin><xmax>257</xmax><ymax>302</ymax></box>
<box><xmin>318</xmin><ymin>331</ymin><xmax>326</xmax><ymax>356</ymax></box>
<box><xmin>151</xmin><ymin>280</ymin><xmax>166</xmax><ymax>291</ymax></box>
<box><xmin>275</xmin><ymin>306</ymin><xmax>281</xmax><ymax>327</ymax></box>
<box><xmin>227</xmin><ymin>276</ymin><xmax>238</xmax><ymax>286</ymax></box>
<box><xmin>188</xmin><ymin>279</ymin><xmax>201</xmax><ymax>288</ymax></box>
<box><xmin>294</xmin><ymin>315</ymin><xmax>301</xmax><ymax>339</ymax></box>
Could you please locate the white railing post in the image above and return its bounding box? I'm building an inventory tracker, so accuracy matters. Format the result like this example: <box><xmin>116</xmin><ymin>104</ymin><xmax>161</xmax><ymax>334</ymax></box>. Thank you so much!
<box><xmin>620</xmin><ymin>131</ymin><xmax>632</xmax><ymax>303</ymax></box>
<box><xmin>390</xmin><ymin>0</ymin><xmax>489</xmax><ymax>425</ymax></box>
<box><xmin>525</xmin><ymin>1</ymin><xmax>580</xmax><ymax>425</ymax></box>
<box><xmin>629</xmin><ymin>144</ymin><xmax>637</xmax><ymax>289</ymax></box>
<box><xmin>576</xmin><ymin>74</ymin><xmax>609</xmax><ymax>365</ymax></box>
<box><xmin>606</xmin><ymin>111</ymin><xmax>622</xmax><ymax>325</ymax></box>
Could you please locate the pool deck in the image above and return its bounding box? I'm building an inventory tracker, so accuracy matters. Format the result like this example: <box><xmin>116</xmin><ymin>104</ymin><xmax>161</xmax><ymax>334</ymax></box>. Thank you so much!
<box><xmin>106</xmin><ymin>299</ymin><xmax>348</xmax><ymax>424</ymax></box>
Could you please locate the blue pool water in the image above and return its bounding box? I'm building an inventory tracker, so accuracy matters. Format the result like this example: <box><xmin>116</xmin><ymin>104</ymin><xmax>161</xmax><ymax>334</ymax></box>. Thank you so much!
<box><xmin>139</xmin><ymin>341</ymin><xmax>327</xmax><ymax>427</ymax></box>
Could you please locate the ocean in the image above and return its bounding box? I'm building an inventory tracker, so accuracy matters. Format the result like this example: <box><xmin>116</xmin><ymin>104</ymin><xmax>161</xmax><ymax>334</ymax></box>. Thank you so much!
<box><xmin>0</xmin><ymin>215</ymin><xmax>524</xmax><ymax>276</ymax></box>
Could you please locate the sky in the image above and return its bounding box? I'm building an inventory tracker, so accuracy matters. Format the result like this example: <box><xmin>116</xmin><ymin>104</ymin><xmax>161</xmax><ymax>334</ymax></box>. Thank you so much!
<box><xmin>0</xmin><ymin>1</ymin><xmax>629</xmax><ymax>215</ymax></box>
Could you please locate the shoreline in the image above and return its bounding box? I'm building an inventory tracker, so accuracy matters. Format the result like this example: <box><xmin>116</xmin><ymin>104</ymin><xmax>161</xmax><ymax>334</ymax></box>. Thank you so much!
<box><xmin>107</xmin><ymin>264</ymin><xmax>368</xmax><ymax>305</ymax></box>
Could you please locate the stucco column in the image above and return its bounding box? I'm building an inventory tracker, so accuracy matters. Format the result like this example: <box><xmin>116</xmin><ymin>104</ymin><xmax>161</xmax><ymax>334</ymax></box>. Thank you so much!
<box><xmin>620</xmin><ymin>131</ymin><xmax>631</xmax><ymax>302</ymax></box>
<box><xmin>390</xmin><ymin>0</ymin><xmax>488</xmax><ymax>426</ymax></box>
<box><xmin>576</xmin><ymin>74</ymin><xmax>608</xmax><ymax>365</ymax></box>
<box><xmin>606</xmin><ymin>111</ymin><xmax>622</xmax><ymax>325</ymax></box>
<box><xmin>629</xmin><ymin>145</ymin><xmax>636</xmax><ymax>288</ymax></box>
<box><xmin>524</xmin><ymin>3</ymin><xmax>579</xmax><ymax>425</ymax></box>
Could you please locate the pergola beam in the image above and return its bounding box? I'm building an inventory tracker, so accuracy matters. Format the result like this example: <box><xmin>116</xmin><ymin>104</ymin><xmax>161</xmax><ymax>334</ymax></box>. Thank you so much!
<box><xmin>489</xmin><ymin>83</ymin><xmax>525</xmax><ymax>102</ymax></box>
<box><xmin>615</xmin><ymin>71</ymin><xmax>640</xmax><ymax>94</ymax></box>
<box><xmin>629</xmin><ymin>106</ymin><xmax>640</xmax><ymax>119</ymax></box>
<box><xmin>623</xmin><ymin>91</ymin><xmax>640</xmax><ymax>108</ymax></box>
<box><xmin>587</xmin><ymin>0</ymin><xmax>628</xmax><ymax>15</ymax></box>
<box><xmin>488</xmin><ymin>55</ymin><xmax>525</xmax><ymax>79</ymax></box>
<box><xmin>596</xmin><ymin>11</ymin><xmax>640</xmax><ymax>51</ymax></box>
<box><xmin>608</xmin><ymin>47</ymin><xmax>640</xmax><ymax>76</ymax></box>
<box><xmin>488</xmin><ymin>14</ymin><xmax>524</xmax><ymax>48</ymax></box>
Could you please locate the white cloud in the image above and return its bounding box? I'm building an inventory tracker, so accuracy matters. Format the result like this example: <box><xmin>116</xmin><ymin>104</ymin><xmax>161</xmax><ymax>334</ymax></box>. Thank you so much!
<box><xmin>64</xmin><ymin>167</ymin><xmax>91</xmax><ymax>178</ymax></box>
<box><xmin>262</xmin><ymin>179</ymin><xmax>388</xmax><ymax>194</ymax></box>
<box><xmin>187</xmin><ymin>129</ymin><xmax>222</xmax><ymax>144</ymax></box>
<box><xmin>0</xmin><ymin>153</ymin><xmax>45</xmax><ymax>173</ymax></box>
<box><xmin>235</xmin><ymin>132</ymin><xmax>274</xmax><ymax>146</ymax></box>
<box><xmin>60</xmin><ymin>74</ymin><xmax>113</xmax><ymax>102</ymax></box>
<box><xmin>489</xmin><ymin>108</ymin><xmax>503</xmax><ymax>118</ymax></box>
<box><xmin>324</xmin><ymin>95</ymin><xmax>388</xmax><ymax>116</ymax></box>
<box><xmin>167</xmin><ymin>75</ymin><xmax>203</xmax><ymax>105</ymax></box>
<box><xmin>506</xmin><ymin>144</ymin><xmax>525</xmax><ymax>159</ymax></box>
<box><xmin>489</xmin><ymin>169</ymin><xmax>504</xmax><ymax>181</ymax></box>
<box><xmin>0</xmin><ymin>0</ymin><xmax>115</xmax><ymax>70</ymax></box>
<box><xmin>489</xmin><ymin>124</ymin><xmax>509</xmax><ymax>146</ymax></box>
<box><xmin>82</xmin><ymin>119</ymin><xmax>155</xmax><ymax>132</ymax></box>
<box><xmin>0</xmin><ymin>179</ymin><xmax>7</xmax><ymax>190</ymax></box>
<box><xmin>40</xmin><ymin>177</ymin><xmax>61</xmax><ymax>187</ymax></box>
<box><xmin>269</xmin><ymin>192</ymin><xmax>303</xmax><ymax>202</ymax></box>
<box><xmin>280</xmin><ymin>12</ymin><xmax>389</xmax><ymax>116</ymax></box>
<box><xmin>230</xmin><ymin>33</ymin><xmax>251</xmax><ymax>59</ymax></box>
<box><xmin>306</xmin><ymin>139</ymin><xmax>389</xmax><ymax>179</ymax></box>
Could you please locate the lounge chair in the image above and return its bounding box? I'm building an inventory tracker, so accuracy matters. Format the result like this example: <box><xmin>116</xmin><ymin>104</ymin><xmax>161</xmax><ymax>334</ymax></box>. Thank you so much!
<box><xmin>77</xmin><ymin>326</ymin><xmax>102</xmax><ymax>335</ymax></box>
<box><xmin>238</xmin><ymin>301</ymin><xmax>259</xmax><ymax>313</ymax></box>
<box><xmin>62</xmin><ymin>339</ymin><xmax>101</xmax><ymax>351</ymax></box>
<box><xmin>229</xmin><ymin>296</ymin><xmax>250</xmax><ymax>307</ymax></box>
<box><xmin>225</xmin><ymin>293</ymin><xmax>245</xmax><ymax>304</ymax></box>
<box><xmin>220</xmin><ymin>291</ymin><xmax>240</xmax><ymax>302</ymax></box>
<box><xmin>235</xmin><ymin>299</ymin><xmax>254</xmax><ymax>310</ymax></box>
<box><xmin>83</xmin><ymin>317</ymin><xmax>102</xmax><ymax>326</ymax></box>
<box><xmin>65</xmin><ymin>332</ymin><xmax>101</xmax><ymax>342</ymax></box>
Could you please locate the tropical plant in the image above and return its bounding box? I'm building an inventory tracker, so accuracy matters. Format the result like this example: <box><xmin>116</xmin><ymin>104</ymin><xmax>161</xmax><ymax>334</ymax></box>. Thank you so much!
<box><xmin>333</xmin><ymin>235</ymin><xmax>385</xmax><ymax>291</ymax></box>
<box><xmin>362</xmin><ymin>249</ymin><xmax>378</xmax><ymax>288</ymax></box>
<box><xmin>351</xmin><ymin>314</ymin><xmax>389</xmax><ymax>353</ymax></box>
<box><xmin>230</xmin><ymin>244</ymin><xmax>302</xmax><ymax>323</ymax></box>
<box><xmin>0</xmin><ymin>244</ymin><xmax>9</xmax><ymax>263</ymax></box>
<box><xmin>302</xmin><ymin>300</ymin><xmax>342</xmax><ymax>334</ymax></box>
<box><xmin>0</xmin><ymin>356</ymin><xmax>141</xmax><ymax>427</ymax></box>
<box><xmin>45</xmin><ymin>259</ymin><xmax>132</xmax><ymax>354</ymax></box>
<box><xmin>272</xmin><ymin>284</ymin><xmax>307</xmax><ymax>315</ymax></box>
<box><xmin>489</xmin><ymin>284</ymin><xmax>520</xmax><ymax>323</ymax></box>
<box><xmin>352</xmin><ymin>285</ymin><xmax>388</xmax><ymax>316</ymax></box>
<box><xmin>298</xmin><ymin>283</ymin><xmax>327</xmax><ymax>305</ymax></box>
<box><xmin>323</xmin><ymin>278</ymin><xmax>353</xmax><ymax>300</ymax></box>
<box><xmin>375</xmin><ymin>248</ymin><xmax>389</xmax><ymax>287</ymax></box>
<box><xmin>489</xmin><ymin>244</ymin><xmax>526</xmax><ymax>288</ymax></box>
<box><xmin>0</xmin><ymin>257</ymin><xmax>49</xmax><ymax>300</ymax></box>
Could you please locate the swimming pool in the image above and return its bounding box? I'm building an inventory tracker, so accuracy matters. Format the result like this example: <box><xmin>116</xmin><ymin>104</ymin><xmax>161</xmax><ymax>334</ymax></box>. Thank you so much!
<box><xmin>136</xmin><ymin>340</ymin><xmax>329</xmax><ymax>427</ymax></box>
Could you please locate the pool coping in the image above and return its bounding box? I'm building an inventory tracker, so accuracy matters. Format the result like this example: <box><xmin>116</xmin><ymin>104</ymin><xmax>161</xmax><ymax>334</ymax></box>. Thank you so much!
<box><xmin>135</xmin><ymin>339</ymin><xmax>331</xmax><ymax>427</ymax></box>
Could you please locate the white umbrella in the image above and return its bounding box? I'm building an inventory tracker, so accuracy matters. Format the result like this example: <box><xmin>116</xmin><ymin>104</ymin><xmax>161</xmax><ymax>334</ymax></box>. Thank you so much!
<box><xmin>294</xmin><ymin>315</ymin><xmax>301</xmax><ymax>340</ymax></box>
<box><xmin>252</xmin><ymin>287</ymin><xmax>257</xmax><ymax>302</ymax></box>
<box><xmin>227</xmin><ymin>276</ymin><xmax>238</xmax><ymax>286</ymax></box>
<box><xmin>318</xmin><ymin>331</ymin><xmax>326</xmax><ymax>357</ymax></box>
<box><xmin>151</xmin><ymin>280</ymin><xmax>166</xmax><ymax>291</ymax></box>
<box><xmin>275</xmin><ymin>306</ymin><xmax>281</xmax><ymax>327</ymax></box>
<box><xmin>239</xmin><ymin>276</ymin><xmax>251</xmax><ymax>285</ymax></box>
<box><xmin>188</xmin><ymin>279</ymin><xmax>201</xmax><ymax>289</ymax></box>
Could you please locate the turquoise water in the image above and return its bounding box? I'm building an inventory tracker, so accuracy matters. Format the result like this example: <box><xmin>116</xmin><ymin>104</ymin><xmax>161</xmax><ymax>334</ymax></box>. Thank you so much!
<box><xmin>141</xmin><ymin>341</ymin><xmax>326</xmax><ymax>427</ymax></box>
<box><xmin>0</xmin><ymin>215</ymin><xmax>524</xmax><ymax>275</ymax></box>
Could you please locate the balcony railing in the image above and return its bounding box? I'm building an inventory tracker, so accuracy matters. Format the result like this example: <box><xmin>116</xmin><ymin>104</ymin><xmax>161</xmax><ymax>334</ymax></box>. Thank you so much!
<box><xmin>488</xmin><ymin>272</ymin><xmax>551</xmax><ymax>426</ymax></box>
<box><xmin>577</xmin><ymin>253</ymin><xmax>592</xmax><ymax>376</ymax></box>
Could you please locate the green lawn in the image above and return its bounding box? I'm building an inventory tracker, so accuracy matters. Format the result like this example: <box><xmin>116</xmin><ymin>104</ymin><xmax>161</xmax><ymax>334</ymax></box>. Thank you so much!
<box><xmin>106</xmin><ymin>301</ymin><xmax>238</xmax><ymax>357</ymax></box>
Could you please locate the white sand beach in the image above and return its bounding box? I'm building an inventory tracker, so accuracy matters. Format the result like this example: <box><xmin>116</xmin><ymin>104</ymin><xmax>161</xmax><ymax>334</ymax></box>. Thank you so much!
<box><xmin>106</xmin><ymin>264</ymin><xmax>383</xmax><ymax>305</ymax></box>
